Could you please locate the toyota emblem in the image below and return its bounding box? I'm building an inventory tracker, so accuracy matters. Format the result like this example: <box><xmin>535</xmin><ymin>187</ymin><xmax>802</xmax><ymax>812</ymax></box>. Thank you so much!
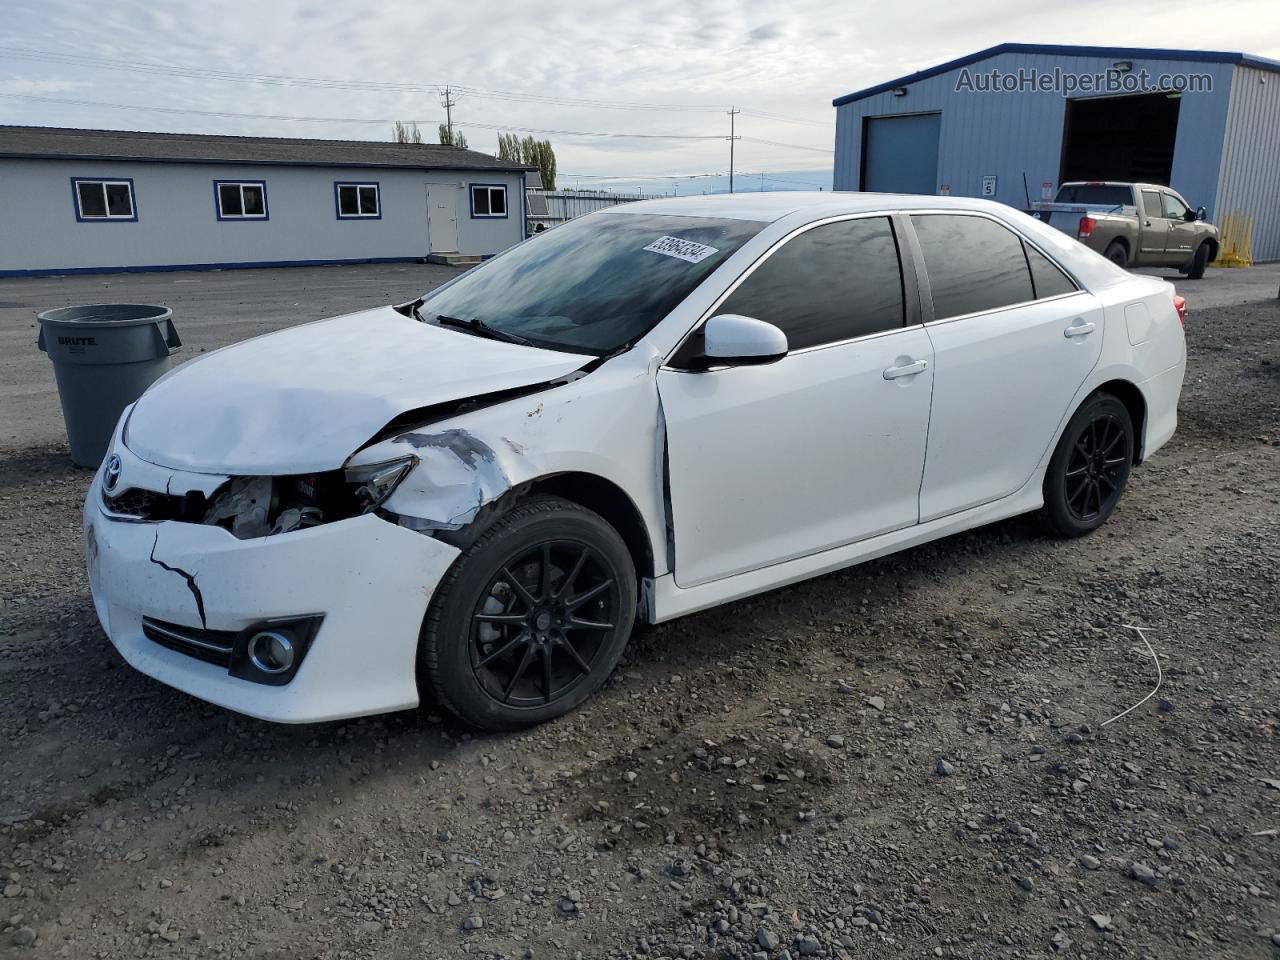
<box><xmin>103</xmin><ymin>454</ymin><xmax>122</xmax><ymax>493</ymax></box>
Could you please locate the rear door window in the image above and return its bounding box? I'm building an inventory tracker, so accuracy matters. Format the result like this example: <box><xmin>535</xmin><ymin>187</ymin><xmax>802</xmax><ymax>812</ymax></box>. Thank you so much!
<box><xmin>911</xmin><ymin>215</ymin><xmax>1034</xmax><ymax>320</ymax></box>
<box><xmin>716</xmin><ymin>216</ymin><xmax>905</xmax><ymax>350</ymax></box>
<box><xmin>1142</xmin><ymin>190</ymin><xmax>1164</xmax><ymax>220</ymax></box>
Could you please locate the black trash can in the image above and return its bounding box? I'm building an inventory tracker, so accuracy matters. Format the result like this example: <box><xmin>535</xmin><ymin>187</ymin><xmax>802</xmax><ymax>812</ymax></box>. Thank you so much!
<box><xmin>37</xmin><ymin>304</ymin><xmax>182</xmax><ymax>467</ymax></box>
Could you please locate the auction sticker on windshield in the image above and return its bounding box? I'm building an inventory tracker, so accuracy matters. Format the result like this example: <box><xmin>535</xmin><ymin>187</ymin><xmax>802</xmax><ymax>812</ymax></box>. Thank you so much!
<box><xmin>643</xmin><ymin>236</ymin><xmax>720</xmax><ymax>264</ymax></box>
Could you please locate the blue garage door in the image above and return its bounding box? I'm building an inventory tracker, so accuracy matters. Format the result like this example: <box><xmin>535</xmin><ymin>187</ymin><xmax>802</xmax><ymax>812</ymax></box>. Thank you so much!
<box><xmin>862</xmin><ymin>113</ymin><xmax>941</xmax><ymax>195</ymax></box>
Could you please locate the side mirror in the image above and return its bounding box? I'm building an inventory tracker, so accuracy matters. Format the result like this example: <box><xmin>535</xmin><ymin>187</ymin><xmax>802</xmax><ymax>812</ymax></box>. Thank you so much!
<box><xmin>1195</xmin><ymin>206</ymin><xmax>1207</xmax><ymax>221</ymax></box>
<box><xmin>701</xmin><ymin>314</ymin><xmax>788</xmax><ymax>366</ymax></box>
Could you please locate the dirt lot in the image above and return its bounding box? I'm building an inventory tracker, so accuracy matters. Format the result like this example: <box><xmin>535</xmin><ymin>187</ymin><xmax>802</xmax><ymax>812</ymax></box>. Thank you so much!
<box><xmin>0</xmin><ymin>268</ymin><xmax>1277</xmax><ymax>960</ymax></box>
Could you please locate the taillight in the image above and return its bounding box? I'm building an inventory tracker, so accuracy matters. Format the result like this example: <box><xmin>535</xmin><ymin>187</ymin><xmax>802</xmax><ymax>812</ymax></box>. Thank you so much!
<box><xmin>1078</xmin><ymin>216</ymin><xmax>1096</xmax><ymax>238</ymax></box>
<box><xmin>1172</xmin><ymin>294</ymin><xmax>1186</xmax><ymax>327</ymax></box>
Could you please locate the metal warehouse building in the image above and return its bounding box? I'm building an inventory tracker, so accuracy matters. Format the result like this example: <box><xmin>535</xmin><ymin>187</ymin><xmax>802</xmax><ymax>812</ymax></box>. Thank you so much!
<box><xmin>833</xmin><ymin>43</ymin><xmax>1280</xmax><ymax>262</ymax></box>
<box><xmin>0</xmin><ymin>126</ymin><xmax>532</xmax><ymax>276</ymax></box>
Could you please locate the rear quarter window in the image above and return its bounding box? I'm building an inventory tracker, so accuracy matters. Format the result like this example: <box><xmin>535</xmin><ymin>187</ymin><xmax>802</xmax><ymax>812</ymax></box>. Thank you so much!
<box><xmin>1024</xmin><ymin>244</ymin><xmax>1078</xmax><ymax>299</ymax></box>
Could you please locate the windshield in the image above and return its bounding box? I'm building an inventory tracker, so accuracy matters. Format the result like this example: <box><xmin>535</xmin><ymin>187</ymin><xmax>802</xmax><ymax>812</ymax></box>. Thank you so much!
<box><xmin>1054</xmin><ymin>184</ymin><xmax>1134</xmax><ymax>207</ymax></box>
<box><xmin>419</xmin><ymin>212</ymin><xmax>763</xmax><ymax>354</ymax></box>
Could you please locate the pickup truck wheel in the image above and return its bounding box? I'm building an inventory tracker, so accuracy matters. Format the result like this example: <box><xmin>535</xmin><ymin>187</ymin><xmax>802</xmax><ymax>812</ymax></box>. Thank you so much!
<box><xmin>1186</xmin><ymin>242</ymin><xmax>1211</xmax><ymax>280</ymax></box>
<box><xmin>1103</xmin><ymin>241</ymin><xmax>1128</xmax><ymax>268</ymax></box>
<box><xmin>419</xmin><ymin>496</ymin><xmax>637</xmax><ymax>731</ymax></box>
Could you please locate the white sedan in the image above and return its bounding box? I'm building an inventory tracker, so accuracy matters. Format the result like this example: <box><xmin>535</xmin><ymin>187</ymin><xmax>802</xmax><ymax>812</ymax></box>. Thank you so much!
<box><xmin>84</xmin><ymin>193</ymin><xmax>1186</xmax><ymax>729</ymax></box>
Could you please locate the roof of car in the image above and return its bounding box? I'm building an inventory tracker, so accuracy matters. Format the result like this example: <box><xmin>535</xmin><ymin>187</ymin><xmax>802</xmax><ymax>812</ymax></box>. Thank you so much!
<box><xmin>602</xmin><ymin>191</ymin><xmax>1019</xmax><ymax>222</ymax></box>
<box><xmin>606</xmin><ymin>190</ymin><xmax>1145</xmax><ymax>297</ymax></box>
<box><xmin>0</xmin><ymin>125</ymin><xmax>533</xmax><ymax>173</ymax></box>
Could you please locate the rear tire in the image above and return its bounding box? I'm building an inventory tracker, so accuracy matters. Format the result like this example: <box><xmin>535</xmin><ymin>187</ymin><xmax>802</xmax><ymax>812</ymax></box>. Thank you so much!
<box><xmin>1186</xmin><ymin>242</ymin><xmax>1210</xmax><ymax>280</ymax></box>
<box><xmin>1103</xmin><ymin>241</ymin><xmax>1128</xmax><ymax>268</ymax></box>
<box><xmin>419</xmin><ymin>496</ymin><xmax>636</xmax><ymax>730</ymax></box>
<box><xmin>1043</xmin><ymin>393</ymin><xmax>1134</xmax><ymax>538</ymax></box>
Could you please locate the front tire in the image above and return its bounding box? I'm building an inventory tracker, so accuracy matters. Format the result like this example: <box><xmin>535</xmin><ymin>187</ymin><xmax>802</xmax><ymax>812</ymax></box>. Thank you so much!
<box><xmin>419</xmin><ymin>496</ymin><xmax>636</xmax><ymax>730</ymax></box>
<box><xmin>1043</xmin><ymin>394</ymin><xmax>1134</xmax><ymax>538</ymax></box>
<box><xmin>1185</xmin><ymin>242</ymin><xmax>1211</xmax><ymax>280</ymax></box>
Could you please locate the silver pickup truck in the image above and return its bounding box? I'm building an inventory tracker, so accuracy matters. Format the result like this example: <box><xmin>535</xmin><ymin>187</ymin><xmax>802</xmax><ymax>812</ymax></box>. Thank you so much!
<box><xmin>1030</xmin><ymin>181</ymin><xmax>1219</xmax><ymax>278</ymax></box>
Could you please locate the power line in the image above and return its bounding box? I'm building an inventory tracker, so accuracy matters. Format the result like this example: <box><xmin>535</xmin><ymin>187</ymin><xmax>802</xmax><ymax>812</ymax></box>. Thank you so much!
<box><xmin>0</xmin><ymin>43</ymin><xmax>835</xmax><ymax>129</ymax></box>
<box><xmin>0</xmin><ymin>93</ymin><xmax>732</xmax><ymax>141</ymax></box>
<box><xmin>740</xmin><ymin>136</ymin><xmax>833</xmax><ymax>154</ymax></box>
<box><xmin>740</xmin><ymin>109</ymin><xmax>827</xmax><ymax>128</ymax></box>
<box><xmin>0</xmin><ymin>92</ymin><xmax>439</xmax><ymax>125</ymax></box>
<box><xmin>0</xmin><ymin>45</ymin><xmax>731</xmax><ymax>113</ymax></box>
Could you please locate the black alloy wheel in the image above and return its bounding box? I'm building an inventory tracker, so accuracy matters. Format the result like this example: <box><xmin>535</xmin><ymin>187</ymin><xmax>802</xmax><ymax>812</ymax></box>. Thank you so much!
<box><xmin>1063</xmin><ymin>413</ymin><xmax>1129</xmax><ymax>522</ymax></box>
<box><xmin>420</xmin><ymin>496</ymin><xmax>636</xmax><ymax>729</ymax></box>
<box><xmin>469</xmin><ymin>539</ymin><xmax>620</xmax><ymax>708</ymax></box>
<box><xmin>1043</xmin><ymin>393</ymin><xmax>1134</xmax><ymax>538</ymax></box>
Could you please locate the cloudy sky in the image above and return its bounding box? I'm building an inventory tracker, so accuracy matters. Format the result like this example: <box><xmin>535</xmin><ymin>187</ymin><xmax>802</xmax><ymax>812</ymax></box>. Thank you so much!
<box><xmin>3</xmin><ymin>0</ymin><xmax>1279</xmax><ymax>193</ymax></box>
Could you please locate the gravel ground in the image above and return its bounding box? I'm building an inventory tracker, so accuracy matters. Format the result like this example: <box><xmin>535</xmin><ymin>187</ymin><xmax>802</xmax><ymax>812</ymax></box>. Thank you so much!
<box><xmin>0</xmin><ymin>282</ymin><xmax>1277</xmax><ymax>959</ymax></box>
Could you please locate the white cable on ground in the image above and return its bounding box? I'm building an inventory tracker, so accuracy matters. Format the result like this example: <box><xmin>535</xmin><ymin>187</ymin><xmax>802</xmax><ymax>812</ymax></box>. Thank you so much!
<box><xmin>1100</xmin><ymin>624</ymin><xmax>1163</xmax><ymax>728</ymax></box>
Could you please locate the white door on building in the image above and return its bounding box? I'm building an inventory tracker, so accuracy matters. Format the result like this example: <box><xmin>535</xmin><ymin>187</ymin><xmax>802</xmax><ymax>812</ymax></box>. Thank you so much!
<box><xmin>426</xmin><ymin>184</ymin><xmax>459</xmax><ymax>253</ymax></box>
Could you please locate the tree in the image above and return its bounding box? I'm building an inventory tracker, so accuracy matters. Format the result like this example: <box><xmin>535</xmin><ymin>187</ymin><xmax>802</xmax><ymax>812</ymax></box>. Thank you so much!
<box><xmin>496</xmin><ymin>133</ymin><xmax>522</xmax><ymax>163</ymax></box>
<box><xmin>438</xmin><ymin>124</ymin><xmax>469</xmax><ymax>150</ymax></box>
<box><xmin>496</xmin><ymin>134</ymin><xmax>556</xmax><ymax>190</ymax></box>
<box><xmin>392</xmin><ymin>121</ymin><xmax>422</xmax><ymax>144</ymax></box>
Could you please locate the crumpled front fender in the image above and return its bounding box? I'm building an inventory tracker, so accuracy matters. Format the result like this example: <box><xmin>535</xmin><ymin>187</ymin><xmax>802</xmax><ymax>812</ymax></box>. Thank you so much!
<box><xmin>347</xmin><ymin>350</ymin><xmax>668</xmax><ymax>560</ymax></box>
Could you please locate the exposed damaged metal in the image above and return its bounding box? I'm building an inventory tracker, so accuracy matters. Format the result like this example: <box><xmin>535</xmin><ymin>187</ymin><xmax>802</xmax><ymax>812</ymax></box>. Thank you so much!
<box><xmin>148</xmin><ymin>531</ymin><xmax>207</xmax><ymax>628</ymax></box>
<box><xmin>392</xmin><ymin>428</ymin><xmax>497</xmax><ymax>467</ymax></box>
<box><xmin>383</xmin><ymin>427</ymin><xmax>515</xmax><ymax>530</ymax></box>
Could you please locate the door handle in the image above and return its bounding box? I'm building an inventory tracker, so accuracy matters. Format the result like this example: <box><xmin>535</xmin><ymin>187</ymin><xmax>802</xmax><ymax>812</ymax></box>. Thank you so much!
<box><xmin>1064</xmin><ymin>320</ymin><xmax>1096</xmax><ymax>338</ymax></box>
<box><xmin>883</xmin><ymin>358</ymin><xmax>928</xmax><ymax>380</ymax></box>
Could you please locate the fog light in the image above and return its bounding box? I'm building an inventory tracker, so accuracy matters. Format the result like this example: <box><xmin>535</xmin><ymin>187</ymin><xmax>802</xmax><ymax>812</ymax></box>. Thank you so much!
<box><xmin>247</xmin><ymin>630</ymin><xmax>295</xmax><ymax>674</ymax></box>
<box><xmin>229</xmin><ymin>615</ymin><xmax>323</xmax><ymax>685</ymax></box>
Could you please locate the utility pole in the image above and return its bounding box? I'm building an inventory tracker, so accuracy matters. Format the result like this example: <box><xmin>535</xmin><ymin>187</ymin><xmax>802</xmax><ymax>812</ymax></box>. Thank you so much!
<box><xmin>440</xmin><ymin>85</ymin><xmax>457</xmax><ymax>141</ymax></box>
<box><xmin>760</xmin><ymin>172</ymin><xmax>765</xmax><ymax>192</ymax></box>
<box><xmin>727</xmin><ymin>106</ymin><xmax>740</xmax><ymax>193</ymax></box>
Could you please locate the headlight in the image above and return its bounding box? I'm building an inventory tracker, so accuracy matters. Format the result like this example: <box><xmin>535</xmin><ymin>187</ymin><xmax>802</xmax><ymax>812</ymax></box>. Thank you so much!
<box><xmin>343</xmin><ymin>457</ymin><xmax>416</xmax><ymax>512</ymax></box>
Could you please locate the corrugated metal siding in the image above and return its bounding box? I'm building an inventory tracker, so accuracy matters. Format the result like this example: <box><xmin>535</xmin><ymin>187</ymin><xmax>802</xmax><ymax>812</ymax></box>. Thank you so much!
<box><xmin>833</xmin><ymin>51</ymin><xmax>1234</xmax><ymax>217</ymax></box>
<box><xmin>1216</xmin><ymin>66</ymin><xmax>1280</xmax><ymax>262</ymax></box>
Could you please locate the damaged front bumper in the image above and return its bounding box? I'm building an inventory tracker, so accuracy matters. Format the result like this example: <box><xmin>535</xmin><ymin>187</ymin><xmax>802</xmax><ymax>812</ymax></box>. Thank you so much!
<box><xmin>84</xmin><ymin>459</ymin><xmax>461</xmax><ymax>724</ymax></box>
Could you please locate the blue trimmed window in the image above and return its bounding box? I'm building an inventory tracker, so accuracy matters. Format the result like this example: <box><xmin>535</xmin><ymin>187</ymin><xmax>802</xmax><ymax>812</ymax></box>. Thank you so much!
<box><xmin>215</xmin><ymin>181</ymin><xmax>268</xmax><ymax>220</ymax></box>
<box><xmin>335</xmin><ymin>182</ymin><xmax>380</xmax><ymax>219</ymax></box>
<box><xmin>72</xmin><ymin>178</ymin><xmax>136</xmax><ymax>221</ymax></box>
<box><xmin>470</xmin><ymin>184</ymin><xmax>508</xmax><ymax>218</ymax></box>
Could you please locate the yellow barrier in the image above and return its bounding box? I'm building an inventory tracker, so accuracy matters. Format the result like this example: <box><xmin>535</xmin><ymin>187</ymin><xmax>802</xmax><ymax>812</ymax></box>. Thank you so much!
<box><xmin>1215</xmin><ymin>210</ymin><xmax>1253</xmax><ymax>268</ymax></box>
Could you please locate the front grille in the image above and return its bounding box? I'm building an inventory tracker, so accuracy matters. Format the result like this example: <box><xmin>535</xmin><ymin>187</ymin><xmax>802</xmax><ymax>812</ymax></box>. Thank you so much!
<box><xmin>142</xmin><ymin>618</ymin><xmax>237</xmax><ymax>667</ymax></box>
<box><xmin>102</xmin><ymin>485</ymin><xmax>210</xmax><ymax>522</ymax></box>
<box><xmin>103</xmin><ymin>486</ymin><xmax>167</xmax><ymax>519</ymax></box>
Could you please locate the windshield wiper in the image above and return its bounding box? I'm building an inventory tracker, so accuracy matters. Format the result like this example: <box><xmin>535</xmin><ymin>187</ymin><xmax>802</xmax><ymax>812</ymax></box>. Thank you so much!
<box><xmin>420</xmin><ymin>310</ymin><xmax>537</xmax><ymax>347</ymax></box>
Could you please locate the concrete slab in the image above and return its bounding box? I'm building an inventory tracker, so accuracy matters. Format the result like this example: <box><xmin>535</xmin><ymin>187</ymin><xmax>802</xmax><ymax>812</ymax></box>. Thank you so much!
<box><xmin>0</xmin><ymin>262</ymin><xmax>462</xmax><ymax>454</ymax></box>
<box><xmin>1134</xmin><ymin>262</ymin><xmax>1280</xmax><ymax>310</ymax></box>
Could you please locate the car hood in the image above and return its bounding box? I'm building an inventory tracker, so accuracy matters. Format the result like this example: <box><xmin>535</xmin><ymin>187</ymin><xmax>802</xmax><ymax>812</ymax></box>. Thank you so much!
<box><xmin>124</xmin><ymin>306</ymin><xmax>591</xmax><ymax>474</ymax></box>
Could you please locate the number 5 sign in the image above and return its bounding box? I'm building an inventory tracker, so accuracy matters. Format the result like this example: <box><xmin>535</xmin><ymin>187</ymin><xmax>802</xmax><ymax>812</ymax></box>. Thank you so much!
<box><xmin>980</xmin><ymin>175</ymin><xmax>997</xmax><ymax>197</ymax></box>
